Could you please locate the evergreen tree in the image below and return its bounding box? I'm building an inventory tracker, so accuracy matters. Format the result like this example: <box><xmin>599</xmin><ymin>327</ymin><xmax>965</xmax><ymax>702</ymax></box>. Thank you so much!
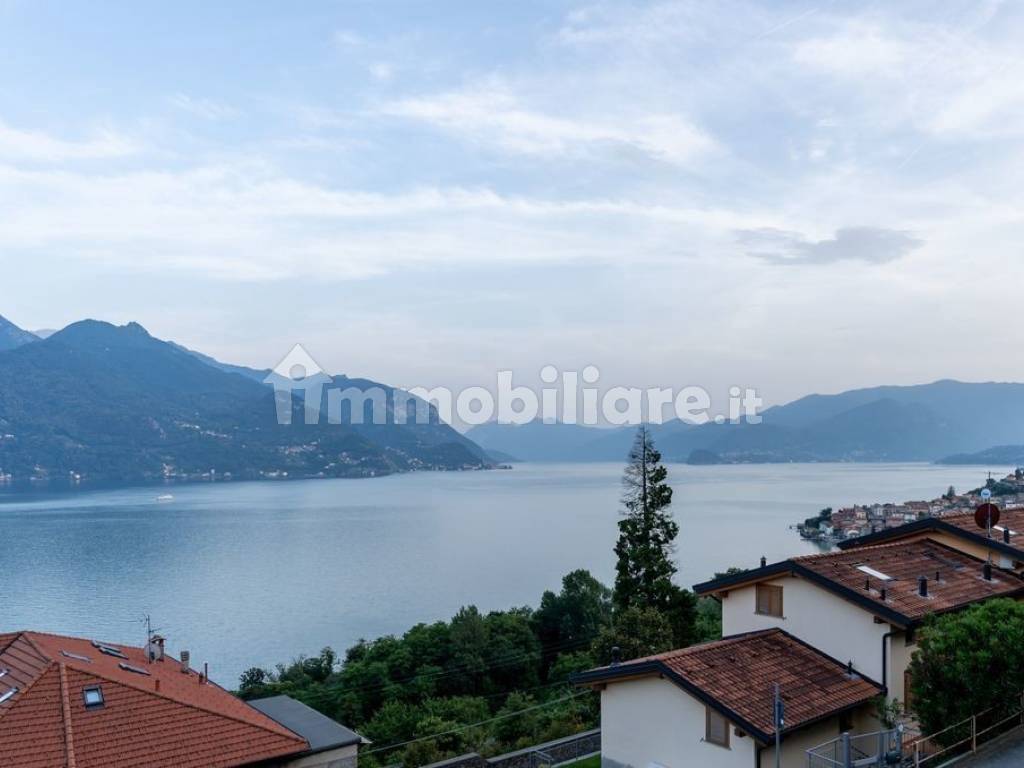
<box><xmin>613</xmin><ymin>427</ymin><xmax>695</xmax><ymax>646</ymax></box>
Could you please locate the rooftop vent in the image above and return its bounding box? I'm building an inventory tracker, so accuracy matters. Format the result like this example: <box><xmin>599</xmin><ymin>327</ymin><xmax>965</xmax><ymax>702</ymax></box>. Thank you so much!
<box><xmin>180</xmin><ymin>650</ymin><xmax>191</xmax><ymax>673</ymax></box>
<box><xmin>61</xmin><ymin>650</ymin><xmax>92</xmax><ymax>663</ymax></box>
<box><xmin>760</xmin><ymin>556</ymin><xmax>767</xmax><ymax>568</ymax></box>
<box><xmin>119</xmin><ymin>662</ymin><xmax>151</xmax><ymax>676</ymax></box>
<box><xmin>82</xmin><ymin>686</ymin><xmax>104</xmax><ymax>708</ymax></box>
<box><xmin>983</xmin><ymin>562</ymin><xmax>993</xmax><ymax>581</ymax></box>
<box><xmin>918</xmin><ymin>577</ymin><xmax>928</xmax><ymax>597</ymax></box>
<box><xmin>0</xmin><ymin>687</ymin><xmax>17</xmax><ymax>705</ymax></box>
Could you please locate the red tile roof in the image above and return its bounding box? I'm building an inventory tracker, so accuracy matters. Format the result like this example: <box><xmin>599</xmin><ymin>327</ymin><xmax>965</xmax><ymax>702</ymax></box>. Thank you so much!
<box><xmin>575</xmin><ymin>629</ymin><xmax>881</xmax><ymax>742</ymax></box>
<box><xmin>0</xmin><ymin>631</ymin><xmax>309</xmax><ymax>768</ymax></box>
<box><xmin>792</xmin><ymin>539</ymin><xmax>1024</xmax><ymax>620</ymax></box>
<box><xmin>695</xmin><ymin>538</ymin><xmax>1024</xmax><ymax>625</ymax></box>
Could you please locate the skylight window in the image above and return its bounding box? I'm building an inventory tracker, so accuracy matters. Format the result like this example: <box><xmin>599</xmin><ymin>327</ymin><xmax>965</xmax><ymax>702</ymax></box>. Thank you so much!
<box><xmin>994</xmin><ymin>525</ymin><xmax>1020</xmax><ymax>535</ymax></box>
<box><xmin>118</xmin><ymin>662</ymin><xmax>150</xmax><ymax>676</ymax></box>
<box><xmin>92</xmin><ymin>642</ymin><xmax>127</xmax><ymax>659</ymax></box>
<box><xmin>857</xmin><ymin>565</ymin><xmax>893</xmax><ymax>581</ymax></box>
<box><xmin>0</xmin><ymin>669</ymin><xmax>7</xmax><ymax>679</ymax></box>
<box><xmin>83</xmin><ymin>686</ymin><xmax>104</xmax><ymax>708</ymax></box>
<box><xmin>0</xmin><ymin>687</ymin><xmax>17</xmax><ymax>705</ymax></box>
<box><xmin>61</xmin><ymin>650</ymin><xmax>92</xmax><ymax>663</ymax></box>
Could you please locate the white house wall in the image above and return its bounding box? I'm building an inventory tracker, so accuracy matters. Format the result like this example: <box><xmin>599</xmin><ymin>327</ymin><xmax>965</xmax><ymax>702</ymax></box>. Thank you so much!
<box><xmin>600</xmin><ymin>676</ymin><xmax>755</xmax><ymax>768</ymax></box>
<box><xmin>720</xmin><ymin>576</ymin><xmax>890</xmax><ymax>682</ymax></box>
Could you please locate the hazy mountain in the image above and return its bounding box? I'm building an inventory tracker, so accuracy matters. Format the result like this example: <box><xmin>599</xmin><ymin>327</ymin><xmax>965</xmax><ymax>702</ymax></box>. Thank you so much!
<box><xmin>469</xmin><ymin>381</ymin><xmax>1024</xmax><ymax>463</ymax></box>
<box><xmin>0</xmin><ymin>320</ymin><xmax>489</xmax><ymax>486</ymax></box>
<box><xmin>31</xmin><ymin>328</ymin><xmax>58</xmax><ymax>339</ymax></box>
<box><xmin>939</xmin><ymin>445</ymin><xmax>1024</xmax><ymax>466</ymax></box>
<box><xmin>168</xmin><ymin>340</ymin><xmax>269</xmax><ymax>382</ymax></box>
<box><xmin>0</xmin><ymin>315</ymin><xmax>38</xmax><ymax>352</ymax></box>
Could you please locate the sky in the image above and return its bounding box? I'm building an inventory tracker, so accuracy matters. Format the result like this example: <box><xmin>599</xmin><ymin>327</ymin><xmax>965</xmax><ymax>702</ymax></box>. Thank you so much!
<box><xmin>1</xmin><ymin>0</ymin><xmax>1023</xmax><ymax>409</ymax></box>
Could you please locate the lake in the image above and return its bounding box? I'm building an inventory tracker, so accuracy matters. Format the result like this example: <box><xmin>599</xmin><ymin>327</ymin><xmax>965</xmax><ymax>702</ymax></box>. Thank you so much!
<box><xmin>0</xmin><ymin>462</ymin><xmax>999</xmax><ymax>686</ymax></box>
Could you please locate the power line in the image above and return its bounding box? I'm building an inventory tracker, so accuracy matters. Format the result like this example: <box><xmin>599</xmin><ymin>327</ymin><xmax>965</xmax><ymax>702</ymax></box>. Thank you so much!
<box><xmin>363</xmin><ymin>690</ymin><xmax>594</xmax><ymax>757</ymax></box>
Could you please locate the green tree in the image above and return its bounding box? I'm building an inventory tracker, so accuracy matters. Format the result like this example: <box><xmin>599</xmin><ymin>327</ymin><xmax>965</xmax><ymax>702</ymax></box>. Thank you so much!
<box><xmin>534</xmin><ymin>569</ymin><xmax>612</xmax><ymax>671</ymax></box>
<box><xmin>592</xmin><ymin>605</ymin><xmax>674</xmax><ymax>664</ymax></box>
<box><xmin>613</xmin><ymin>426</ymin><xmax>695</xmax><ymax>646</ymax></box>
<box><xmin>614</xmin><ymin>426</ymin><xmax>677</xmax><ymax>610</ymax></box>
<box><xmin>909</xmin><ymin>599</ymin><xmax>1024</xmax><ymax>738</ymax></box>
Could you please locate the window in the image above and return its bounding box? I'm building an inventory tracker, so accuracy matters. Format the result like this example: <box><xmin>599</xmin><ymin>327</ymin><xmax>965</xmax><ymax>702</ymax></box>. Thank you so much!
<box><xmin>83</xmin><ymin>686</ymin><xmax>104</xmax><ymax>708</ymax></box>
<box><xmin>0</xmin><ymin>687</ymin><xmax>17</xmax><ymax>705</ymax></box>
<box><xmin>118</xmin><ymin>662</ymin><xmax>150</xmax><ymax>676</ymax></box>
<box><xmin>706</xmin><ymin>707</ymin><xmax>730</xmax><ymax>748</ymax></box>
<box><xmin>756</xmin><ymin>584</ymin><xmax>784</xmax><ymax>617</ymax></box>
<box><xmin>92</xmin><ymin>642</ymin><xmax>127</xmax><ymax>660</ymax></box>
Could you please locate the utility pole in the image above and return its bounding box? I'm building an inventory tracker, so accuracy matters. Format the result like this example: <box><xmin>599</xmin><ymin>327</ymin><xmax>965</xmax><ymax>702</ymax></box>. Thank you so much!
<box><xmin>773</xmin><ymin>683</ymin><xmax>783</xmax><ymax>768</ymax></box>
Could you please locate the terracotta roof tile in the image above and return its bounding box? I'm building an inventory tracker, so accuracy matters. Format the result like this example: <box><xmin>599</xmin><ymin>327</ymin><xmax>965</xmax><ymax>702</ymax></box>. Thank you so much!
<box><xmin>0</xmin><ymin>631</ymin><xmax>309</xmax><ymax>768</ymax></box>
<box><xmin>793</xmin><ymin>539</ymin><xmax>1024</xmax><ymax>620</ymax></box>
<box><xmin>578</xmin><ymin>629</ymin><xmax>881</xmax><ymax>740</ymax></box>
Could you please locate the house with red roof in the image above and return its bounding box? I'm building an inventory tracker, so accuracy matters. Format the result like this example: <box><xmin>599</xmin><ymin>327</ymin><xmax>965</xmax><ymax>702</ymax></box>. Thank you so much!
<box><xmin>574</xmin><ymin>534</ymin><xmax>1024</xmax><ymax>768</ymax></box>
<box><xmin>0</xmin><ymin>631</ymin><xmax>365</xmax><ymax>768</ymax></box>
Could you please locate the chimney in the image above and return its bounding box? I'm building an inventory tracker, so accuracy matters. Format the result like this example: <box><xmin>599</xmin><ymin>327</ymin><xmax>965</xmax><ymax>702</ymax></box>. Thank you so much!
<box><xmin>760</xmin><ymin>556</ymin><xmax>767</xmax><ymax>568</ymax></box>
<box><xmin>984</xmin><ymin>562</ymin><xmax>993</xmax><ymax>581</ymax></box>
<box><xmin>203</xmin><ymin>662</ymin><xmax>209</xmax><ymax>684</ymax></box>
<box><xmin>147</xmin><ymin>635</ymin><xmax>165</xmax><ymax>662</ymax></box>
<box><xmin>864</xmin><ymin>577</ymin><xmax>870</xmax><ymax>591</ymax></box>
<box><xmin>935</xmin><ymin>570</ymin><xmax>940</xmax><ymax>582</ymax></box>
<box><xmin>918</xmin><ymin>576</ymin><xmax>928</xmax><ymax>597</ymax></box>
<box><xmin>846</xmin><ymin>660</ymin><xmax>854</xmax><ymax>676</ymax></box>
<box><xmin>880</xmin><ymin>588</ymin><xmax>887</xmax><ymax>602</ymax></box>
<box><xmin>180</xmin><ymin>650</ymin><xmax>191</xmax><ymax>673</ymax></box>
<box><xmin>611</xmin><ymin>647</ymin><xmax>621</xmax><ymax>666</ymax></box>
<box><xmin>1005</xmin><ymin>528</ymin><xmax>1011</xmax><ymax>544</ymax></box>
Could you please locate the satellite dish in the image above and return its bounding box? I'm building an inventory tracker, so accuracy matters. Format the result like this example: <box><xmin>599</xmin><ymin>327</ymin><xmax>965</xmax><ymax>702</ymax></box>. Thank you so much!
<box><xmin>975</xmin><ymin>502</ymin><xmax>1001</xmax><ymax>530</ymax></box>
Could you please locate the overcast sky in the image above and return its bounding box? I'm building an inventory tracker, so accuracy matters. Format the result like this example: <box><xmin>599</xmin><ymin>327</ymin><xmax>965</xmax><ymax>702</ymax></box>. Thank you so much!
<box><xmin>1</xmin><ymin>0</ymin><xmax>1022</xmax><ymax>407</ymax></box>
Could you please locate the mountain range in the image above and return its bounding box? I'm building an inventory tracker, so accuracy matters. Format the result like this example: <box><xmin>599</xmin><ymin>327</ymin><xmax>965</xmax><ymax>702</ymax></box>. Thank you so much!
<box><xmin>469</xmin><ymin>380</ymin><xmax>1024</xmax><ymax>464</ymax></box>
<box><xmin>0</xmin><ymin>317</ymin><xmax>489</xmax><ymax>486</ymax></box>
<box><xmin>2</xmin><ymin>312</ymin><xmax>1021</xmax><ymax>487</ymax></box>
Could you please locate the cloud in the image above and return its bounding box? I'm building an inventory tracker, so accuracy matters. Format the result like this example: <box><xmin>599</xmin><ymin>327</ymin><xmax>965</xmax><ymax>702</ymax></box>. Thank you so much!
<box><xmin>378</xmin><ymin>85</ymin><xmax>716</xmax><ymax>166</ymax></box>
<box><xmin>169</xmin><ymin>94</ymin><xmax>238</xmax><ymax>121</ymax></box>
<box><xmin>0</xmin><ymin>121</ymin><xmax>138</xmax><ymax>162</ymax></box>
<box><xmin>739</xmin><ymin>226</ymin><xmax>923</xmax><ymax>266</ymax></box>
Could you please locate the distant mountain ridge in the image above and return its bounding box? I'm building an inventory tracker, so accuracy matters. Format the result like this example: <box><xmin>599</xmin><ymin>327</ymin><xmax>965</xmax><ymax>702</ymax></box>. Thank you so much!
<box><xmin>469</xmin><ymin>380</ymin><xmax>1024</xmax><ymax>464</ymax></box>
<box><xmin>0</xmin><ymin>315</ymin><xmax>38</xmax><ymax>352</ymax></box>
<box><xmin>0</xmin><ymin>319</ymin><xmax>490</xmax><ymax>486</ymax></box>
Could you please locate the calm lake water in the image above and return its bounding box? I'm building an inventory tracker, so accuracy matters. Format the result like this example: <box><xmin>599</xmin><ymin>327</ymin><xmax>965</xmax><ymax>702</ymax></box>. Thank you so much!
<box><xmin>0</xmin><ymin>462</ymin><xmax>1000</xmax><ymax>686</ymax></box>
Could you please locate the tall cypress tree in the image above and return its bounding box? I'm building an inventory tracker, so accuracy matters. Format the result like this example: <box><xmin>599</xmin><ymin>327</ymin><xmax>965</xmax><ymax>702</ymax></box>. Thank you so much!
<box><xmin>613</xmin><ymin>426</ymin><xmax>695</xmax><ymax>646</ymax></box>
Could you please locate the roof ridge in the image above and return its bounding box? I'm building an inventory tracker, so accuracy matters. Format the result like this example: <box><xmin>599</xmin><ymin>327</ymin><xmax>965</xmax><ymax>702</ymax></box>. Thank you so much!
<box><xmin>790</xmin><ymin>535</ymin><xmax>958</xmax><ymax>561</ymax></box>
<box><xmin>650</xmin><ymin>628</ymin><xmax>781</xmax><ymax>660</ymax></box>
<box><xmin>59</xmin><ymin>662</ymin><xmax>78</xmax><ymax>768</ymax></box>
<box><xmin>0</xmin><ymin>630</ymin><xmax>60</xmax><ymax>729</ymax></box>
<box><xmin>0</xmin><ymin>657</ymin><xmax>59</xmax><ymax>725</ymax></box>
<box><xmin>66</xmin><ymin>667</ymin><xmax>306</xmax><ymax>745</ymax></box>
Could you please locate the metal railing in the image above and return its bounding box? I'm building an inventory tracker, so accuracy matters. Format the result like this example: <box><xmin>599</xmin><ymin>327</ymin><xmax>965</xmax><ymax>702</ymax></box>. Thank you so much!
<box><xmin>810</xmin><ymin>695</ymin><xmax>1024</xmax><ymax>767</ymax></box>
<box><xmin>807</xmin><ymin>729</ymin><xmax>902</xmax><ymax>767</ymax></box>
<box><xmin>906</xmin><ymin>699</ymin><xmax>1024</xmax><ymax>766</ymax></box>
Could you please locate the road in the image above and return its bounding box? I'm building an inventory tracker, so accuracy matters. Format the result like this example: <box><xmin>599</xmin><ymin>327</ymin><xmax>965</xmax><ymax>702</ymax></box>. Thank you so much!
<box><xmin>956</xmin><ymin>731</ymin><xmax>1024</xmax><ymax>767</ymax></box>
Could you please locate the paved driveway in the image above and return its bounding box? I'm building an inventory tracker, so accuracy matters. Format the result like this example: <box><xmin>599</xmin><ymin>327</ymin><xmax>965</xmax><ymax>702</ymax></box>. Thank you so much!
<box><xmin>956</xmin><ymin>731</ymin><xmax>1024</xmax><ymax>767</ymax></box>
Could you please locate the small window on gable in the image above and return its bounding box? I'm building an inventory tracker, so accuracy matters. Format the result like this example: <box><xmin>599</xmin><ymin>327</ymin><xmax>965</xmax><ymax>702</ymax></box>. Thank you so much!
<box><xmin>83</xmin><ymin>686</ymin><xmax>104</xmax><ymax>708</ymax></box>
<box><xmin>706</xmin><ymin>707</ymin><xmax>730</xmax><ymax>748</ymax></box>
<box><xmin>756</xmin><ymin>584</ymin><xmax>784</xmax><ymax>618</ymax></box>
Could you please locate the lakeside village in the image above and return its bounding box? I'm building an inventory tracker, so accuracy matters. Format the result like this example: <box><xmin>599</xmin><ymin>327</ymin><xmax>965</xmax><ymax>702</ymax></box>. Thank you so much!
<box><xmin>798</xmin><ymin>467</ymin><xmax>1024</xmax><ymax>544</ymax></box>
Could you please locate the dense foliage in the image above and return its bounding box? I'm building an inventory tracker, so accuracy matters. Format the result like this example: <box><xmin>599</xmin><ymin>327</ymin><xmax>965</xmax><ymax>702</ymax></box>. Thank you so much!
<box><xmin>909</xmin><ymin>599</ymin><xmax>1024</xmax><ymax>739</ymax></box>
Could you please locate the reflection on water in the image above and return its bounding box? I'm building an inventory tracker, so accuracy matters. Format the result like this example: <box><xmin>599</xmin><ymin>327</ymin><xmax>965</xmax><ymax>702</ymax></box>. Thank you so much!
<box><xmin>0</xmin><ymin>462</ymin><xmax>997</xmax><ymax>685</ymax></box>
